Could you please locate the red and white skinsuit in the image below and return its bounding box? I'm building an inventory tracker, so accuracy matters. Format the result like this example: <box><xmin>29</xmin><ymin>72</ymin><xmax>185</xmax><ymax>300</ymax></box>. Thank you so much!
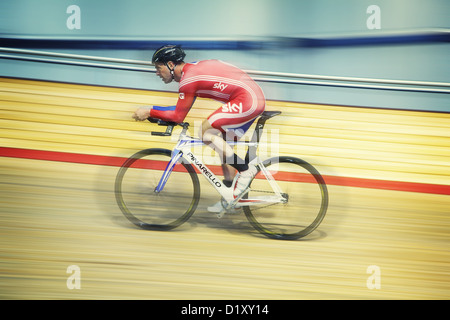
<box><xmin>150</xmin><ymin>59</ymin><xmax>265</xmax><ymax>139</ymax></box>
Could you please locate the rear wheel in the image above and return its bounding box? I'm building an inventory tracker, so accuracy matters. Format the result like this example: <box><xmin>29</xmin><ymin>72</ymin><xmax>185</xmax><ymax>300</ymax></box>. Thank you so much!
<box><xmin>243</xmin><ymin>156</ymin><xmax>328</xmax><ymax>240</ymax></box>
<box><xmin>115</xmin><ymin>148</ymin><xmax>200</xmax><ymax>230</ymax></box>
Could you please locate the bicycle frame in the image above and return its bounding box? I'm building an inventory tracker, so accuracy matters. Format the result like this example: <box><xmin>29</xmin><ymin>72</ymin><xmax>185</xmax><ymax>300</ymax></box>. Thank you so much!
<box><xmin>154</xmin><ymin>126</ymin><xmax>285</xmax><ymax>210</ymax></box>
<box><xmin>117</xmin><ymin>111</ymin><xmax>328</xmax><ymax>239</ymax></box>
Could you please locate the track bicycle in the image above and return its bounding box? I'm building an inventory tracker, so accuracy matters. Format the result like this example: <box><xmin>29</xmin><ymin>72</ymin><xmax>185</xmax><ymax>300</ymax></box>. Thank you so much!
<box><xmin>115</xmin><ymin>111</ymin><xmax>328</xmax><ymax>240</ymax></box>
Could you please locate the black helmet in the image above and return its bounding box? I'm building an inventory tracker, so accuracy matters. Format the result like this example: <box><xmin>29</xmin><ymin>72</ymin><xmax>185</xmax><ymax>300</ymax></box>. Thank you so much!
<box><xmin>152</xmin><ymin>45</ymin><xmax>186</xmax><ymax>64</ymax></box>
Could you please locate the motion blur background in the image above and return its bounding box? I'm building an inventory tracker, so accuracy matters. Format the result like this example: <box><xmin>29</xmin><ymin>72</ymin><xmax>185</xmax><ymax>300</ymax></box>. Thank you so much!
<box><xmin>0</xmin><ymin>0</ymin><xmax>449</xmax><ymax>300</ymax></box>
<box><xmin>1</xmin><ymin>0</ymin><xmax>449</xmax><ymax>109</ymax></box>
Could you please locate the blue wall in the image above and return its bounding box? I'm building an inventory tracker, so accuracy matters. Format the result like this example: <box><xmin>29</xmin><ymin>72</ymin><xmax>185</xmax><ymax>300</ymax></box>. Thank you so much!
<box><xmin>1</xmin><ymin>0</ymin><xmax>449</xmax><ymax>111</ymax></box>
<box><xmin>2</xmin><ymin>0</ymin><xmax>449</xmax><ymax>37</ymax></box>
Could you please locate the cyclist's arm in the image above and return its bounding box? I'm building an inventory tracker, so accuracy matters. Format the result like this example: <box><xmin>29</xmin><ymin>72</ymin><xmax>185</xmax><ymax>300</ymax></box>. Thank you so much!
<box><xmin>149</xmin><ymin>92</ymin><xmax>196</xmax><ymax>123</ymax></box>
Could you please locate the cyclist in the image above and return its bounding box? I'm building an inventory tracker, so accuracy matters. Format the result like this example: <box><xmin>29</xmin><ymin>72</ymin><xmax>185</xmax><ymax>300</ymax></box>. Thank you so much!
<box><xmin>133</xmin><ymin>45</ymin><xmax>266</xmax><ymax>210</ymax></box>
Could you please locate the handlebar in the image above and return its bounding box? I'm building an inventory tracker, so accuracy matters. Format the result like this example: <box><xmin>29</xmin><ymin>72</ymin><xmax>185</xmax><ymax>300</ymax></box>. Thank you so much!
<box><xmin>147</xmin><ymin>117</ymin><xmax>189</xmax><ymax>136</ymax></box>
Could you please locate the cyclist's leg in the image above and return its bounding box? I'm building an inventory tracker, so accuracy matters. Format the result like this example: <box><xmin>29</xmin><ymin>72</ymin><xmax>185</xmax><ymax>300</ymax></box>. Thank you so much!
<box><xmin>201</xmin><ymin>121</ymin><xmax>239</xmax><ymax>213</ymax></box>
<box><xmin>221</xmin><ymin>164</ymin><xmax>235</xmax><ymax>186</ymax></box>
<box><xmin>200</xmin><ymin>119</ymin><xmax>249</xmax><ymax>173</ymax></box>
<box><xmin>199</xmin><ymin>121</ymin><xmax>236</xmax><ymax>183</ymax></box>
<box><xmin>202</xmin><ymin>96</ymin><xmax>265</xmax><ymax>197</ymax></box>
<box><xmin>203</xmin><ymin>93</ymin><xmax>264</xmax><ymax>166</ymax></box>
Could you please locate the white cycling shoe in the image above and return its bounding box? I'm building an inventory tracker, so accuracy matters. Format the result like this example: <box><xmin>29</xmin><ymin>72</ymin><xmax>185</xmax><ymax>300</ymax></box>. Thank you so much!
<box><xmin>207</xmin><ymin>164</ymin><xmax>258</xmax><ymax>215</ymax></box>
<box><xmin>233</xmin><ymin>164</ymin><xmax>258</xmax><ymax>198</ymax></box>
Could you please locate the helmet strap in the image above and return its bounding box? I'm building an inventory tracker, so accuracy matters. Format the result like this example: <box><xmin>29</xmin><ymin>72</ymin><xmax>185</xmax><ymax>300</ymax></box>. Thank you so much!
<box><xmin>165</xmin><ymin>62</ymin><xmax>175</xmax><ymax>80</ymax></box>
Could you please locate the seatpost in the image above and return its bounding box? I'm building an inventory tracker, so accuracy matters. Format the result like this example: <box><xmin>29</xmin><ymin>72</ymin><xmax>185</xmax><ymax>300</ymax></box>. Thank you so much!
<box><xmin>245</xmin><ymin>116</ymin><xmax>269</xmax><ymax>163</ymax></box>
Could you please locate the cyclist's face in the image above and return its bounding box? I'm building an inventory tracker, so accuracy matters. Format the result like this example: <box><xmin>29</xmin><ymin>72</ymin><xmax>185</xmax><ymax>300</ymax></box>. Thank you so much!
<box><xmin>155</xmin><ymin>62</ymin><xmax>173</xmax><ymax>84</ymax></box>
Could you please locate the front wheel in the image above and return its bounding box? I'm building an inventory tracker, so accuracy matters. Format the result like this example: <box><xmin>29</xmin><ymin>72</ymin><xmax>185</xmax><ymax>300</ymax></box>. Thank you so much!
<box><xmin>243</xmin><ymin>156</ymin><xmax>328</xmax><ymax>240</ymax></box>
<box><xmin>115</xmin><ymin>148</ymin><xmax>200</xmax><ymax>231</ymax></box>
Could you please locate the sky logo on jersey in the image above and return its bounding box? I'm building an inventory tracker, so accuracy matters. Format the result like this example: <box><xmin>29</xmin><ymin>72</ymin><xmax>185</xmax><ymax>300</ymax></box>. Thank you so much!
<box><xmin>213</xmin><ymin>82</ymin><xmax>228</xmax><ymax>91</ymax></box>
<box><xmin>222</xmin><ymin>102</ymin><xmax>243</xmax><ymax>113</ymax></box>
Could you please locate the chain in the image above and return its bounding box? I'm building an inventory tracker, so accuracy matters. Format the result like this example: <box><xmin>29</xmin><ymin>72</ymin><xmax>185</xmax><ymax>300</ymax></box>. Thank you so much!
<box><xmin>250</xmin><ymin>189</ymin><xmax>277</xmax><ymax>194</ymax></box>
<box><xmin>218</xmin><ymin>189</ymin><xmax>280</xmax><ymax>215</ymax></box>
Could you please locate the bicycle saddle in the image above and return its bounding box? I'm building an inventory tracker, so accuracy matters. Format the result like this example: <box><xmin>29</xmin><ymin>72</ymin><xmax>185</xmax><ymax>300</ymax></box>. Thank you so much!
<box><xmin>260</xmin><ymin>111</ymin><xmax>281</xmax><ymax>119</ymax></box>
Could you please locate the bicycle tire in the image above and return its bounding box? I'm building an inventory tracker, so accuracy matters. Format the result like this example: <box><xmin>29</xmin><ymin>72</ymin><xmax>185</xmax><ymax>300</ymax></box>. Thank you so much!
<box><xmin>243</xmin><ymin>156</ymin><xmax>328</xmax><ymax>240</ymax></box>
<box><xmin>115</xmin><ymin>148</ymin><xmax>200</xmax><ymax>231</ymax></box>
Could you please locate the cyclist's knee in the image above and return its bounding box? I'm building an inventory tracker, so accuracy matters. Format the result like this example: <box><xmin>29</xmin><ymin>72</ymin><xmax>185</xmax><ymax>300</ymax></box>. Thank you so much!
<box><xmin>200</xmin><ymin>120</ymin><xmax>221</xmax><ymax>142</ymax></box>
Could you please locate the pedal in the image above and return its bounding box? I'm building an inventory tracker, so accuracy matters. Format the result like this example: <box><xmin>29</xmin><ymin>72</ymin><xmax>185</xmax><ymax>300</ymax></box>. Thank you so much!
<box><xmin>216</xmin><ymin>189</ymin><xmax>249</xmax><ymax>218</ymax></box>
<box><xmin>216</xmin><ymin>206</ymin><xmax>242</xmax><ymax>219</ymax></box>
<box><xmin>216</xmin><ymin>209</ymin><xmax>226</xmax><ymax>219</ymax></box>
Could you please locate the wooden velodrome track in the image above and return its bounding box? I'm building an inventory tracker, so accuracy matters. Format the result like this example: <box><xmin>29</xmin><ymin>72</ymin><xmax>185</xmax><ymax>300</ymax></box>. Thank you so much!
<box><xmin>0</xmin><ymin>77</ymin><xmax>449</xmax><ymax>299</ymax></box>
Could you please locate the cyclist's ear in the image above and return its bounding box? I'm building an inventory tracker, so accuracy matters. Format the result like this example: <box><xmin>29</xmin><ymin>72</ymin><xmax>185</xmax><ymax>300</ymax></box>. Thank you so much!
<box><xmin>166</xmin><ymin>61</ymin><xmax>176</xmax><ymax>70</ymax></box>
